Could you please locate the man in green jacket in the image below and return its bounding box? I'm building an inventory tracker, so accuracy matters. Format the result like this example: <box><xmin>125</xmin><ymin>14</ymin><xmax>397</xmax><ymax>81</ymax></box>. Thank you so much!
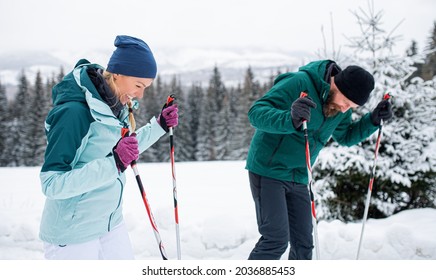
<box><xmin>246</xmin><ymin>60</ymin><xmax>392</xmax><ymax>260</ymax></box>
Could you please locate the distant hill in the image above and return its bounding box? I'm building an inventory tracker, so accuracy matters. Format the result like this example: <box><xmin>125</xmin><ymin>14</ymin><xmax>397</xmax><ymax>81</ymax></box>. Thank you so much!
<box><xmin>0</xmin><ymin>47</ymin><xmax>309</xmax><ymax>99</ymax></box>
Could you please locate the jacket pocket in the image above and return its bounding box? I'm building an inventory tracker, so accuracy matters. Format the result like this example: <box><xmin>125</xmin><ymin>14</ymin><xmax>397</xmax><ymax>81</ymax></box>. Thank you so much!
<box><xmin>60</xmin><ymin>195</ymin><xmax>82</xmax><ymax>221</ymax></box>
<box><xmin>267</xmin><ymin>136</ymin><xmax>285</xmax><ymax>166</ymax></box>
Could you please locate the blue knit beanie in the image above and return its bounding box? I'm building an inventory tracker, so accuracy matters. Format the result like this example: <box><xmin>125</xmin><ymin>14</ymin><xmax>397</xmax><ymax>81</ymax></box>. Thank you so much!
<box><xmin>107</xmin><ymin>35</ymin><xmax>157</xmax><ymax>78</ymax></box>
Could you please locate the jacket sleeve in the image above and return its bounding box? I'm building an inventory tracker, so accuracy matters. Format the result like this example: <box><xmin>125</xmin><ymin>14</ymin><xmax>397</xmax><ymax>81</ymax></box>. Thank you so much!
<box><xmin>248</xmin><ymin>77</ymin><xmax>302</xmax><ymax>134</ymax></box>
<box><xmin>332</xmin><ymin>112</ymin><xmax>379</xmax><ymax>147</ymax></box>
<box><xmin>136</xmin><ymin>116</ymin><xmax>166</xmax><ymax>153</ymax></box>
<box><xmin>40</xmin><ymin>102</ymin><xmax>120</xmax><ymax>200</ymax></box>
<box><xmin>40</xmin><ymin>158</ymin><xmax>120</xmax><ymax>200</ymax></box>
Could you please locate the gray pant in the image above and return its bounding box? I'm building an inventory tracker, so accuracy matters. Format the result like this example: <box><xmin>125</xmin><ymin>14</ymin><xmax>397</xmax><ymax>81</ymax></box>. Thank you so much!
<box><xmin>248</xmin><ymin>171</ymin><xmax>314</xmax><ymax>260</ymax></box>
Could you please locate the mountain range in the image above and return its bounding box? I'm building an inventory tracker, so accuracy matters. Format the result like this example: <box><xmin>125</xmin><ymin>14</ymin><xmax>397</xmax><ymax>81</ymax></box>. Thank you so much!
<box><xmin>0</xmin><ymin>46</ymin><xmax>310</xmax><ymax>99</ymax></box>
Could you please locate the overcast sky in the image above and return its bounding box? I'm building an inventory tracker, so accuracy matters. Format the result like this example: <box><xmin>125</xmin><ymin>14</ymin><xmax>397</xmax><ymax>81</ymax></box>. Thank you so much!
<box><xmin>0</xmin><ymin>0</ymin><xmax>435</xmax><ymax>56</ymax></box>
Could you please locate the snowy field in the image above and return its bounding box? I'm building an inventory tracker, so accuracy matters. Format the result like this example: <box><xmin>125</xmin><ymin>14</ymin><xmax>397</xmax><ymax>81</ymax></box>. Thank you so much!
<box><xmin>0</xmin><ymin>161</ymin><xmax>435</xmax><ymax>260</ymax></box>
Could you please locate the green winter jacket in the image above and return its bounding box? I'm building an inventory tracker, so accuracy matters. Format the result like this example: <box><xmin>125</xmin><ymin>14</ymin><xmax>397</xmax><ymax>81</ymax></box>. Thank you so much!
<box><xmin>245</xmin><ymin>60</ymin><xmax>378</xmax><ymax>184</ymax></box>
<box><xmin>39</xmin><ymin>59</ymin><xmax>165</xmax><ymax>245</ymax></box>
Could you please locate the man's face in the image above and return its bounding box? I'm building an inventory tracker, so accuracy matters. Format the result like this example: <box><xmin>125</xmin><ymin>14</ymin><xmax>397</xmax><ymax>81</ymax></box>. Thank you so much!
<box><xmin>324</xmin><ymin>77</ymin><xmax>359</xmax><ymax>117</ymax></box>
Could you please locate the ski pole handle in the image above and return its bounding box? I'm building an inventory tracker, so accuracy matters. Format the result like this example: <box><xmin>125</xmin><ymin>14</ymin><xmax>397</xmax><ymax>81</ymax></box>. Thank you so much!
<box><xmin>121</xmin><ymin>127</ymin><xmax>130</xmax><ymax>138</ymax></box>
<box><xmin>164</xmin><ymin>94</ymin><xmax>177</xmax><ymax>135</ymax></box>
<box><xmin>299</xmin><ymin>92</ymin><xmax>309</xmax><ymax>130</ymax></box>
<box><xmin>379</xmin><ymin>93</ymin><xmax>392</xmax><ymax>127</ymax></box>
<box><xmin>383</xmin><ymin>92</ymin><xmax>391</xmax><ymax>101</ymax></box>
<box><xmin>165</xmin><ymin>94</ymin><xmax>176</xmax><ymax>108</ymax></box>
<box><xmin>120</xmin><ymin>127</ymin><xmax>139</xmax><ymax>167</ymax></box>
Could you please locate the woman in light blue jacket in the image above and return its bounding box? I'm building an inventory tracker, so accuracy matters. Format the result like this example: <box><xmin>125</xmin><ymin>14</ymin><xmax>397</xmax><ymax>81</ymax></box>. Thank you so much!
<box><xmin>39</xmin><ymin>35</ymin><xmax>178</xmax><ymax>259</ymax></box>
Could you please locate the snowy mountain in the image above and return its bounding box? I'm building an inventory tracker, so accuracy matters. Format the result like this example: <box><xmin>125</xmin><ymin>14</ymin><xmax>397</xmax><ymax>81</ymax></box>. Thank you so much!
<box><xmin>0</xmin><ymin>47</ymin><xmax>307</xmax><ymax>98</ymax></box>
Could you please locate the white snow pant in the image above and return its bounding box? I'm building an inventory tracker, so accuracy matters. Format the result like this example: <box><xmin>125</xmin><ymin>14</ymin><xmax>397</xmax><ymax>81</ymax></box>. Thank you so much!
<box><xmin>43</xmin><ymin>222</ymin><xmax>134</xmax><ymax>260</ymax></box>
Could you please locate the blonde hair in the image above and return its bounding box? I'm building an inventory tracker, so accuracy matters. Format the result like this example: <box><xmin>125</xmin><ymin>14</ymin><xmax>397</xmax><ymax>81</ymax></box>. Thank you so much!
<box><xmin>103</xmin><ymin>71</ymin><xmax>136</xmax><ymax>132</ymax></box>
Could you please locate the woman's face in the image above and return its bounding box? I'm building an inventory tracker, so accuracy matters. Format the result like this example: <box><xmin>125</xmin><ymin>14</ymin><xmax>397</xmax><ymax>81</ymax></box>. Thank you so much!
<box><xmin>114</xmin><ymin>74</ymin><xmax>153</xmax><ymax>105</ymax></box>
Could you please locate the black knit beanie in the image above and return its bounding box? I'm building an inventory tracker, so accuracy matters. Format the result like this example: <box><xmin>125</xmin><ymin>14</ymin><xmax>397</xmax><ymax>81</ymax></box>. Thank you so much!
<box><xmin>334</xmin><ymin>66</ymin><xmax>374</xmax><ymax>106</ymax></box>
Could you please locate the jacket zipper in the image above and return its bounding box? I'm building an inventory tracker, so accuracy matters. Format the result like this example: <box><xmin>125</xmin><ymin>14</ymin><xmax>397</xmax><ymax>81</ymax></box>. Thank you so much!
<box><xmin>108</xmin><ymin>178</ymin><xmax>124</xmax><ymax>231</ymax></box>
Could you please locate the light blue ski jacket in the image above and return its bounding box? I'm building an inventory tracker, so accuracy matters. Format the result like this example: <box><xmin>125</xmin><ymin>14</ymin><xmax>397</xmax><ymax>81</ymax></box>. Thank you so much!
<box><xmin>39</xmin><ymin>59</ymin><xmax>165</xmax><ymax>245</ymax></box>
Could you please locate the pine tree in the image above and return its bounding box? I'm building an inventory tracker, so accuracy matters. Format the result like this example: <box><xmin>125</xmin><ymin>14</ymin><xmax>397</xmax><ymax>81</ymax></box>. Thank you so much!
<box><xmin>165</xmin><ymin>76</ymin><xmax>187</xmax><ymax>162</ymax></box>
<box><xmin>315</xmin><ymin>2</ymin><xmax>436</xmax><ymax>221</ymax></box>
<box><xmin>406</xmin><ymin>40</ymin><xmax>419</xmax><ymax>57</ymax></box>
<box><xmin>421</xmin><ymin>21</ymin><xmax>436</xmax><ymax>81</ymax></box>
<box><xmin>0</xmin><ymin>79</ymin><xmax>8</xmax><ymax>166</ymax></box>
<box><xmin>226</xmin><ymin>85</ymin><xmax>244</xmax><ymax>159</ymax></box>
<box><xmin>182</xmin><ymin>83</ymin><xmax>204</xmax><ymax>161</ymax></box>
<box><xmin>208</xmin><ymin>66</ymin><xmax>230</xmax><ymax>160</ymax></box>
<box><xmin>57</xmin><ymin>66</ymin><xmax>65</xmax><ymax>83</ymax></box>
<box><xmin>215</xmin><ymin>92</ymin><xmax>231</xmax><ymax>160</ymax></box>
<box><xmin>242</xmin><ymin>67</ymin><xmax>262</xmax><ymax>154</ymax></box>
<box><xmin>405</xmin><ymin>40</ymin><xmax>424</xmax><ymax>82</ymax></box>
<box><xmin>195</xmin><ymin>66</ymin><xmax>228</xmax><ymax>161</ymax></box>
<box><xmin>138</xmin><ymin>77</ymin><xmax>165</xmax><ymax>162</ymax></box>
<box><xmin>194</xmin><ymin>84</ymin><xmax>213</xmax><ymax>161</ymax></box>
<box><xmin>228</xmin><ymin>67</ymin><xmax>262</xmax><ymax>159</ymax></box>
<box><xmin>23</xmin><ymin>71</ymin><xmax>49</xmax><ymax>166</ymax></box>
<box><xmin>4</xmin><ymin>71</ymin><xmax>30</xmax><ymax>166</ymax></box>
<box><xmin>45</xmin><ymin>75</ymin><xmax>56</xmax><ymax>112</ymax></box>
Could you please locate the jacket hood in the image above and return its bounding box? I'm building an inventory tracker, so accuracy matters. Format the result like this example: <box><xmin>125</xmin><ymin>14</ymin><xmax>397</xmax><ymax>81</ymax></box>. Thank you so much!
<box><xmin>51</xmin><ymin>59</ymin><xmax>104</xmax><ymax>106</ymax></box>
<box><xmin>50</xmin><ymin>59</ymin><xmax>135</xmax><ymax>127</ymax></box>
<box><xmin>274</xmin><ymin>60</ymin><xmax>340</xmax><ymax>102</ymax></box>
<box><xmin>299</xmin><ymin>60</ymin><xmax>337</xmax><ymax>98</ymax></box>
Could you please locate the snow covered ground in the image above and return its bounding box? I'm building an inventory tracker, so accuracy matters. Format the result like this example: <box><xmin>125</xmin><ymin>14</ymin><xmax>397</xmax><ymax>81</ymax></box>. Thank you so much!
<box><xmin>0</xmin><ymin>161</ymin><xmax>435</xmax><ymax>260</ymax></box>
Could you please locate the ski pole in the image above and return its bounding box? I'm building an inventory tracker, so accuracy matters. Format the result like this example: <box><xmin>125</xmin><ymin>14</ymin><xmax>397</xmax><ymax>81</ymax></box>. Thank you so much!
<box><xmin>121</xmin><ymin>128</ymin><xmax>168</xmax><ymax>260</ymax></box>
<box><xmin>299</xmin><ymin>91</ymin><xmax>320</xmax><ymax>260</ymax></box>
<box><xmin>165</xmin><ymin>94</ymin><xmax>182</xmax><ymax>260</ymax></box>
<box><xmin>356</xmin><ymin>93</ymin><xmax>391</xmax><ymax>260</ymax></box>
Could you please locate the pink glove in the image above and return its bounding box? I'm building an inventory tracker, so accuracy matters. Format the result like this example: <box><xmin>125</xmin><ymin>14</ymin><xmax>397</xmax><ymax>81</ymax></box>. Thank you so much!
<box><xmin>157</xmin><ymin>104</ymin><xmax>179</xmax><ymax>132</ymax></box>
<box><xmin>113</xmin><ymin>134</ymin><xmax>139</xmax><ymax>172</ymax></box>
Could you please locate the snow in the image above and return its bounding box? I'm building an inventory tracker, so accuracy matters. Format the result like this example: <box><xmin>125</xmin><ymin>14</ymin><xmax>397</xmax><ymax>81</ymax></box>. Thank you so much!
<box><xmin>0</xmin><ymin>161</ymin><xmax>435</xmax><ymax>261</ymax></box>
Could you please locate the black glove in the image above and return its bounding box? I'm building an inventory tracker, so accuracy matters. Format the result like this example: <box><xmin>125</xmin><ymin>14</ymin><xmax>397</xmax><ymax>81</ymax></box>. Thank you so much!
<box><xmin>371</xmin><ymin>100</ymin><xmax>393</xmax><ymax>125</ymax></box>
<box><xmin>291</xmin><ymin>97</ymin><xmax>317</xmax><ymax>129</ymax></box>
